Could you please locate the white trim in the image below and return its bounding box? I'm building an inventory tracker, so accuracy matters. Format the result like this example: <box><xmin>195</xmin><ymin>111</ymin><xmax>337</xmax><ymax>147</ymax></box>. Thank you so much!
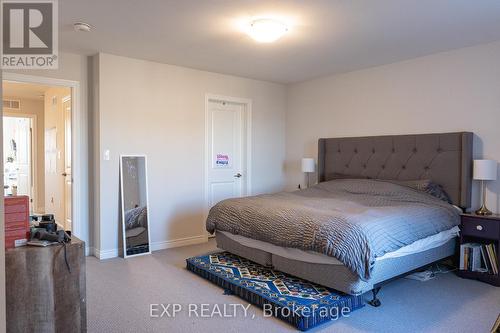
<box><xmin>3</xmin><ymin>73</ymin><xmax>84</xmax><ymax>243</ymax></box>
<box><xmin>150</xmin><ymin>234</ymin><xmax>208</xmax><ymax>251</ymax></box>
<box><xmin>94</xmin><ymin>247</ymin><xmax>119</xmax><ymax>260</ymax></box>
<box><xmin>92</xmin><ymin>235</ymin><xmax>208</xmax><ymax>259</ymax></box>
<box><xmin>204</xmin><ymin>94</ymin><xmax>252</xmax><ymax>235</ymax></box>
<box><xmin>3</xmin><ymin>73</ymin><xmax>79</xmax><ymax>88</ymax></box>
<box><xmin>119</xmin><ymin>154</ymin><xmax>152</xmax><ymax>258</ymax></box>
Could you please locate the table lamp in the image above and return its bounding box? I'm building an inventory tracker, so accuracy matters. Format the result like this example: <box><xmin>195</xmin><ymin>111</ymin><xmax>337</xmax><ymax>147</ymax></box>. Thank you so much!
<box><xmin>473</xmin><ymin>159</ymin><xmax>497</xmax><ymax>215</ymax></box>
<box><xmin>301</xmin><ymin>158</ymin><xmax>315</xmax><ymax>188</ymax></box>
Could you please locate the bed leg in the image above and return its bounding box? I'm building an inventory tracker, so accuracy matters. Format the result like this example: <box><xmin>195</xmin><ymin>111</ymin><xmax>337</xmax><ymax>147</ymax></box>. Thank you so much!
<box><xmin>367</xmin><ymin>287</ymin><xmax>381</xmax><ymax>307</ymax></box>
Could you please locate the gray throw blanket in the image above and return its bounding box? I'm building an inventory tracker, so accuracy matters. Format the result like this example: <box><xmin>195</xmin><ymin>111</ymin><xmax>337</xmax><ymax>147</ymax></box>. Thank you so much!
<box><xmin>125</xmin><ymin>206</ymin><xmax>148</xmax><ymax>230</ymax></box>
<box><xmin>206</xmin><ymin>179</ymin><xmax>459</xmax><ymax>280</ymax></box>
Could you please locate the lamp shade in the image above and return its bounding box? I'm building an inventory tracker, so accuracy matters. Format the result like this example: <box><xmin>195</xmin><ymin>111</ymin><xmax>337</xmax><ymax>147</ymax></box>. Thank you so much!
<box><xmin>301</xmin><ymin>158</ymin><xmax>315</xmax><ymax>173</ymax></box>
<box><xmin>473</xmin><ymin>159</ymin><xmax>497</xmax><ymax>180</ymax></box>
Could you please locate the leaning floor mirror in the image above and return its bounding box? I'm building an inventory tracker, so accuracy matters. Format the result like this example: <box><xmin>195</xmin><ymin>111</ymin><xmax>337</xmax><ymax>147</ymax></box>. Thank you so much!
<box><xmin>120</xmin><ymin>155</ymin><xmax>151</xmax><ymax>258</ymax></box>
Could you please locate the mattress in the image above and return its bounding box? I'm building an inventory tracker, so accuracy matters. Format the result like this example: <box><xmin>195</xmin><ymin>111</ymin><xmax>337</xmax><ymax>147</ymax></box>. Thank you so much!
<box><xmin>219</xmin><ymin>226</ymin><xmax>459</xmax><ymax>266</ymax></box>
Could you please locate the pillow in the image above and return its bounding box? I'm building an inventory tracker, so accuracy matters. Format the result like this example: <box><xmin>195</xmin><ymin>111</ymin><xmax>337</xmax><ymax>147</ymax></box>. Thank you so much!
<box><xmin>331</xmin><ymin>173</ymin><xmax>371</xmax><ymax>180</ymax></box>
<box><xmin>390</xmin><ymin>179</ymin><xmax>452</xmax><ymax>203</ymax></box>
<box><xmin>125</xmin><ymin>206</ymin><xmax>148</xmax><ymax>229</ymax></box>
<box><xmin>328</xmin><ymin>176</ymin><xmax>452</xmax><ymax>203</ymax></box>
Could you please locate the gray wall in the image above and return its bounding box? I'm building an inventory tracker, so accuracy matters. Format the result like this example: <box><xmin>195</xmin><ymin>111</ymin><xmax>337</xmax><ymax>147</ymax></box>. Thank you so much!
<box><xmin>286</xmin><ymin>40</ymin><xmax>500</xmax><ymax>213</ymax></box>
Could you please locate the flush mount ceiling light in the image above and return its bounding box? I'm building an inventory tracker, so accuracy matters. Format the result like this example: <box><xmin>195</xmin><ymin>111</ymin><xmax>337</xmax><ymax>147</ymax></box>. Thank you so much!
<box><xmin>247</xmin><ymin>18</ymin><xmax>288</xmax><ymax>43</ymax></box>
<box><xmin>74</xmin><ymin>22</ymin><xmax>92</xmax><ymax>32</ymax></box>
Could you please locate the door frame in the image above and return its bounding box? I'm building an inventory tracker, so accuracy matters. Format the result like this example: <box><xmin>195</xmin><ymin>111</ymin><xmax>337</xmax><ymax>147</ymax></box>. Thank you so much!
<box><xmin>204</xmin><ymin>94</ymin><xmax>252</xmax><ymax>233</ymax></box>
<box><xmin>3</xmin><ymin>112</ymin><xmax>38</xmax><ymax>212</ymax></box>
<box><xmin>3</xmin><ymin>73</ymin><xmax>83</xmax><ymax>240</ymax></box>
<box><xmin>61</xmin><ymin>94</ymin><xmax>72</xmax><ymax>231</ymax></box>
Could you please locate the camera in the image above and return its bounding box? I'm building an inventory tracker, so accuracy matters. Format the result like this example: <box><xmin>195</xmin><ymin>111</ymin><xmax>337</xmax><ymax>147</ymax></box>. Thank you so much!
<box><xmin>30</xmin><ymin>214</ymin><xmax>71</xmax><ymax>243</ymax></box>
<box><xmin>33</xmin><ymin>229</ymin><xmax>70</xmax><ymax>243</ymax></box>
<box><xmin>39</xmin><ymin>214</ymin><xmax>57</xmax><ymax>232</ymax></box>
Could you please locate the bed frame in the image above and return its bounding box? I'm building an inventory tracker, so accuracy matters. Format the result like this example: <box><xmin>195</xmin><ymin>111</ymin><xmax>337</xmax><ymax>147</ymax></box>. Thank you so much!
<box><xmin>317</xmin><ymin>132</ymin><xmax>473</xmax><ymax>209</ymax></box>
<box><xmin>216</xmin><ymin>132</ymin><xmax>473</xmax><ymax>305</ymax></box>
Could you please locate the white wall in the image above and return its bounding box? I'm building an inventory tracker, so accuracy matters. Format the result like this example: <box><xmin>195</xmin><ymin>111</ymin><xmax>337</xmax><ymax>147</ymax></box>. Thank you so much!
<box><xmin>286</xmin><ymin>40</ymin><xmax>500</xmax><ymax>213</ymax></box>
<box><xmin>4</xmin><ymin>52</ymin><xmax>90</xmax><ymax>248</ymax></box>
<box><xmin>93</xmin><ymin>53</ymin><xmax>286</xmax><ymax>257</ymax></box>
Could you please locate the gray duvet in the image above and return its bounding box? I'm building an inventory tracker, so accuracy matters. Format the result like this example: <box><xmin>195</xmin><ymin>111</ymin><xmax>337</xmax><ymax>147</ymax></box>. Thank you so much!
<box><xmin>206</xmin><ymin>179</ymin><xmax>459</xmax><ymax>280</ymax></box>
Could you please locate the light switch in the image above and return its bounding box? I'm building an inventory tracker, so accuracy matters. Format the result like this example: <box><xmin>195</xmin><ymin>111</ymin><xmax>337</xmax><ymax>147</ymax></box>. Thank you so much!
<box><xmin>104</xmin><ymin>150</ymin><xmax>110</xmax><ymax>161</ymax></box>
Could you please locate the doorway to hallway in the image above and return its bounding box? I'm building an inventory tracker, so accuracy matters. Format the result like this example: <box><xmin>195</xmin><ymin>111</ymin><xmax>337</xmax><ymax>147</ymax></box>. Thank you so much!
<box><xmin>3</xmin><ymin>81</ymin><xmax>73</xmax><ymax>231</ymax></box>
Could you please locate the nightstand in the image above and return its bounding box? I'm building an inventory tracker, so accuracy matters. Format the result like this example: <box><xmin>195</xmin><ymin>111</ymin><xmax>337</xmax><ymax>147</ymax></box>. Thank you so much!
<box><xmin>457</xmin><ymin>213</ymin><xmax>500</xmax><ymax>286</ymax></box>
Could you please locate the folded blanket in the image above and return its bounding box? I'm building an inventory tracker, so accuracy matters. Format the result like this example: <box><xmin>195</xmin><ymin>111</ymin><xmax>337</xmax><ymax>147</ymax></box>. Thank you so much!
<box><xmin>206</xmin><ymin>179</ymin><xmax>459</xmax><ymax>280</ymax></box>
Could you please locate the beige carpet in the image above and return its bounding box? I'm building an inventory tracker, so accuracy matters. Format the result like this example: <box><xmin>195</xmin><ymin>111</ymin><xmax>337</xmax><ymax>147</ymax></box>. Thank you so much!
<box><xmin>87</xmin><ymin>239</ymin><xmax>500</xmax><ymax>333</ymax></box>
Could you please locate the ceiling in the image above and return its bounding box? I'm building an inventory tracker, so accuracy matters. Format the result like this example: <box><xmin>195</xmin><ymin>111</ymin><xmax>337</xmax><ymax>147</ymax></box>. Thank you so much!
<box><xmin>2</xmin><ymin>82</ymin><xmax>52</xmax><ymax>100</ymax></box>
<box><xmin>60</xmin><ymin>0</ymin><xmax>500</xmax><ymax>83</ymax></box>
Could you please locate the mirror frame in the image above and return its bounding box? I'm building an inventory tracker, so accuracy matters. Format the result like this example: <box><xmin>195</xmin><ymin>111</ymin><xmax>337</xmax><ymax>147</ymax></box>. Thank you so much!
<box><xmin>120</xmin><ymin>154</ymin><xmax>152</xmax><ymax>258</ymax></box>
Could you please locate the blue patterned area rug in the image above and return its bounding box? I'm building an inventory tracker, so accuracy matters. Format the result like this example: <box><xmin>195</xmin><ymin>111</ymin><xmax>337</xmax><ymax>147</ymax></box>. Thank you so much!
<box><xmin>186</xmin><ymin>252</ymin><xmax>364</xmax><ymax>331</ymax></box>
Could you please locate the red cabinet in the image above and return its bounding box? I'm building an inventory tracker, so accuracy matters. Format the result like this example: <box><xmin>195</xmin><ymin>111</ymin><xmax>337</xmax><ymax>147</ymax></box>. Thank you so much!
<box><xmin>4</xmin><ymin>196</ymin><xmax>30</xmax><ymax>249</ymax></box>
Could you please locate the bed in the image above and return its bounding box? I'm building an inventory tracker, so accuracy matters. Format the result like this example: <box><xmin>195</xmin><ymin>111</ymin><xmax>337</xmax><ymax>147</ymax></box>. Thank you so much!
<box><xmin>207</xmin><ymin>132</ymin><xmax>473</xmax><ymax>305</ymax></box>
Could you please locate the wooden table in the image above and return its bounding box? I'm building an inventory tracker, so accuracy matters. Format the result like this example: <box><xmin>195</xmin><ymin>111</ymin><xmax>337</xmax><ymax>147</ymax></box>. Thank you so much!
<box><xmin>6</xmin><ymin>237</ymin><xmax>87</xmax><ymax>332</ymax></box>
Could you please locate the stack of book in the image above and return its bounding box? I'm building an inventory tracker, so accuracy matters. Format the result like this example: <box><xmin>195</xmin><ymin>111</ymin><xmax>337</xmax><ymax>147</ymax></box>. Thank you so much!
<box><xmin>460</xmin><ymin>243</ymin><xmax>498</xmax><ymax>275</ymax></box>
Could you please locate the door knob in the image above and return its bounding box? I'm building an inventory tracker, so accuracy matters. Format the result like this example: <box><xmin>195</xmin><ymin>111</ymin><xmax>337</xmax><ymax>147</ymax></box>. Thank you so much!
<box><xmin>234</xmin><ymin>173</ymin><xmax>242</xmax><ymax>178</ymax></box>
<box><xmin>62</xmin><ymin>172</ymin><xmax>68</xmax><ymax>177</ymax></box>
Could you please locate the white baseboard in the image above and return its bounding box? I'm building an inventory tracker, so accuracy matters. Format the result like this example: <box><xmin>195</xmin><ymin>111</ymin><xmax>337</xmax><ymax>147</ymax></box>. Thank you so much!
<box><xmin>150</xmin><ymin>234</ymin><xmax>208</xmax><ymax>251</ymax></box>
<box><xmin>94</xmin><ymin>247</ymin><xmax>120</xmax><ymax>260</ymax></box>
<box><xmin>93</xmin><ymin>234</ymin><xmax>208</xmax><ymax>260</ymax></box>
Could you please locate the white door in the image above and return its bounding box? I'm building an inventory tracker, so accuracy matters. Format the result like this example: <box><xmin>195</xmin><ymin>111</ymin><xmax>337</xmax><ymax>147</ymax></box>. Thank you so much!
<box><xmin>45</xmin><ymin>126</ymin><xmax>61</xmax><ymax>220</ymax></box>
<box><xmin>63</xmin><ymin>97</ymin><xmax>72</xmax><ymax>231</ymax></box>
<box><xmin>206</xmin><ymin>97</ymin><xmax>249</xmax><ymax>209</ymax></box>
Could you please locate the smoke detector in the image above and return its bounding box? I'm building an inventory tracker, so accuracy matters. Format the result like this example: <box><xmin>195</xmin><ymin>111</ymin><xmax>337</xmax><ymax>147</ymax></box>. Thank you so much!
<box><xmin>74</xmin><ymin>22</ymin><xmax>92</xmax><ymax>32</ymax></box>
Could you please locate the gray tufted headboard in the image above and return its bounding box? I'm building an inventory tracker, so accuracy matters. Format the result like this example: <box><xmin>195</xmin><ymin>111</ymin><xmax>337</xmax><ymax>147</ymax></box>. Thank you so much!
<box><xmin>318</xmin><ymin>132</ymin><xmax>473</xmax><ymax>209</ymax></box>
